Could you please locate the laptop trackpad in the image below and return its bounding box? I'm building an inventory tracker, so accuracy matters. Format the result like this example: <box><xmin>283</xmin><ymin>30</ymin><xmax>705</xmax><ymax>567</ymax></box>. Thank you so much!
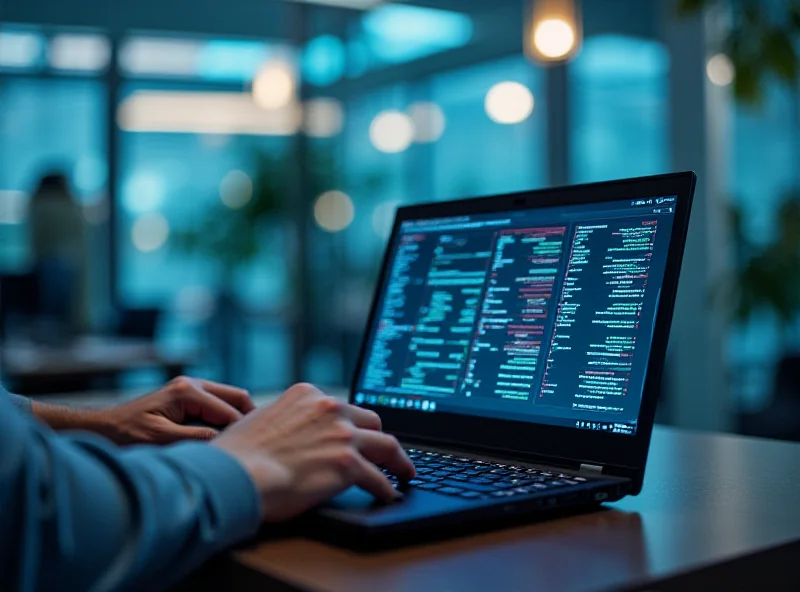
<box><xmin>319</xmin><ymin>485</ymin><xmax>471</xmax><ymax>525</ymax></box>
<box><xmin>325</xmin><ymin>486</ymin><xmax>398</xmax><ymax>510</ymax></box>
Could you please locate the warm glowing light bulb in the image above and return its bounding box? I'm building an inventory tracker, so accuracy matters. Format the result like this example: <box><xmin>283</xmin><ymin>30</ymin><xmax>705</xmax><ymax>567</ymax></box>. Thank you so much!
<box><xmin>533</xmin><ymin>18</ymin><xmax>575</xmax><ymax>59</ymax></box>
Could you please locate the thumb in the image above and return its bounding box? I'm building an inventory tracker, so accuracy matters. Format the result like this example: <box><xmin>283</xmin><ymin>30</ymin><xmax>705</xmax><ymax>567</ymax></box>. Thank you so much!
<box><xmin>158</xmin><ymin>423</ymin><xmax>219</xmax><ymax>444</ymax></box>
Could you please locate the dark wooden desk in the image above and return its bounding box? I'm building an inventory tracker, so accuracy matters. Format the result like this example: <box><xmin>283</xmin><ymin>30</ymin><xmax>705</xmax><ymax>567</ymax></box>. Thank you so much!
<box><xmin>0</xmin><ymin>336</ymin><xmax>191</xmax><ymax>394</ymax></box>
<box><xmin>220</xmin><ymin>427</ymin><xmax>800</xmax><ymax>591</ymax></box>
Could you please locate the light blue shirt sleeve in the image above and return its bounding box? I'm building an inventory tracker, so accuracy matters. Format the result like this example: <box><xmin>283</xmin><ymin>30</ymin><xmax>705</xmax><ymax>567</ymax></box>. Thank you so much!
<box><xmin>7</xmin><ymin>391</ymin><xmax>32</xmax><ymax>413</ymax></box>
<box><xmin>0</xmin><ymin>386</ymin><xmax>261</xmax><ymax>592</ymax></box>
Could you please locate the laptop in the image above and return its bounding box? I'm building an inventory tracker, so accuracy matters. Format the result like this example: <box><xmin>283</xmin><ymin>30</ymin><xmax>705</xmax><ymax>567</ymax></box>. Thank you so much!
<box><xmin>312</xmin><ymin>172</ymin><xmax>696</xmax><ymax>544</ymax></box>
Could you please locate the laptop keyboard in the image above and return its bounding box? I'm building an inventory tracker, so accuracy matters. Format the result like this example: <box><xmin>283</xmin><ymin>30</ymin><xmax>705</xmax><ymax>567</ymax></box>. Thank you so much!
<box><xmin>383</xmin><ymin>448</ymin><xmax>589</xmax><ymax>501</ymax></box>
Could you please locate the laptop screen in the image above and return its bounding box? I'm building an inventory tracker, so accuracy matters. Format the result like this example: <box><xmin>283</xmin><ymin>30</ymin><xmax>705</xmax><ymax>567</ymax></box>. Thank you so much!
<box><xmin>353</xmin><ymin>196</ymin><xmax>677</xmax><ymax>436</ymax></box>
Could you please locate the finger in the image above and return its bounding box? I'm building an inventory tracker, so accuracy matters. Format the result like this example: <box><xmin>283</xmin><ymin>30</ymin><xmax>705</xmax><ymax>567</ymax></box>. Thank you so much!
<box><xmin>155</xmin><ymin>424</ymin><xmax>219</xmax><ymax>444</ymax></box>
<box><xmin>355</xmin><ymin>430</ymin><xmax>416</xmax><ymax>481</ymax></box>
<box><xmin>196</xmin><ymin>379</ymin><xmax>256</xmax><ymax>413</ymax></box>
<box><xmin>352</xmin><ymin>455</ymin><xmax>401</xmax><ymax>502</ymax></box>
<box><xmin>178</xmin><ymin>385</ymin><xmax>244</xmax><ymax>426</ymax></box>
<box><xmin>339</xmin><ymin>404</ymin><xmax>382</xmax><ymax>431</ymax></box>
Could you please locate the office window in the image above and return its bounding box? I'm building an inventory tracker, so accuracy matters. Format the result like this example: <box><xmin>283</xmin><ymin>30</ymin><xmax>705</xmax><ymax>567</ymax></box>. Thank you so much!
<box><xmin>0</xmin><ymin>78</ymin><xmax>106</xmax><ymax>274</ymax></box>
<box><xmin>431</xmin><ymin>56</ymin><xmax>547</xmax><ymax>201</ymax></box>
<box><xmin>569</xmin><ymin>35</ymin><xmax>670</xmax><ymax>183</ymax></box>
<box><xmin>348</xmin><ymin>4</ymin><xmax>473</xmax><ymax>77</ymax></box>
<box><xmin>729</xmin><ymin>80</ymin><xmax>800</xmax><ymax>409</ymax></box>
<box><xmin>116</xmin><ymin>31</ymin><xmax>300</xmax><ymax>389</ymax></box>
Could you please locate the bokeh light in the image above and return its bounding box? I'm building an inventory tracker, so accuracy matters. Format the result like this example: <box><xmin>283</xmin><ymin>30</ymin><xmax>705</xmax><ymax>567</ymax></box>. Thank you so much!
<box><xmin>303</xmin><ymin>35</ymin><xmax>345</xmax><ymax>86</ymax></box>
<box><xmin>484</xmin><ymin>82</ymin><xmax>535</xmax><ymax>124</ymax></box>
<box><xmin>252</xmin><ymin>61</ymin><xmax>295</xmax><ymax>110</ymax></box>
<box><xmin>369</xmin><ymin>110</ymin><xmax>414</xmax><ymax>153</ymax></box>
<box><xmin>0</xmin><ymin>191</ymin><xmax>28</xmax><ymax>225</ymax></box>
<box><xmin>707</xmin><ymin>53</ymin><xmax>734</xmax><ymax>87</ymax></box>
<box><xmin>48</xmin><ymin>33</ymin><xmax>111</xmax><ymax>71</ymax></box>
<box><xmin>314</xmin><ymin>190</ymin><xmax>355</xmax><ymax>232</ymax></box>
<box><xmin>73</xmin><ymin>155</ymin><xmax>108</xmax><ymax>195</ymax></box>
<box><xmin>123</xmin><ymin>171</ymin><xmax>164</xmax><ymax>214</ymax></box>
<box><xmin>408</xmin><ymin>102</ymin><xmax>446</xmax><ymax>143</ymax></box>
<box><xmin>0</xmin><ymin>31</ymin><xmax>43</xmax><ymax>68</ymax></box>
<box><xmin>533</xmin><ymin>18</ymin><xmax>576</xmax><ymax>59</ymax></box>
<box><xmin>303</xmin><ymin>98</ymin><xmax>344</xmax><ymax>138</ymax></box>
<box><xmin>219</xmin><ymin>170</ymin><xmax>253</xmax><ymax>209</ymax></box>
<box><xmin>131</xmin><ymin>212</ymin><xmax>170</xmax><ymax>252</ymax></box>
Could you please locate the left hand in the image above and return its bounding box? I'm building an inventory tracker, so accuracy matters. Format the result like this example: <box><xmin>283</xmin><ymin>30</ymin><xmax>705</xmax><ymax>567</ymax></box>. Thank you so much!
<box><xmin>94</xmin><ymin>376</ymin><xmax>255</xmax><ymax>445</ymax></box>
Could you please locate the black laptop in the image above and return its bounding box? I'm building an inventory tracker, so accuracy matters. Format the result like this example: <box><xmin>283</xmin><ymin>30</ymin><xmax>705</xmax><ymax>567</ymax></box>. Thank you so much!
<box><xmin>313</xmin><ymin>172</ymin><xmax>695</xmax><ymax>543</ymax></box>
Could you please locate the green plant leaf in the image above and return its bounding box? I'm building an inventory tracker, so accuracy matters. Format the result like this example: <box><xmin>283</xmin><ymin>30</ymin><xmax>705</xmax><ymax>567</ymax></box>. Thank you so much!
<box><xmin>743</xmin><ymin>2</ymin><xmax>765</xmax><ymax>27</ymax></box>
<box><xmin>676</xmin><ymin>0</ymin><xmax>711</xmax><ymax>17</ymax></box>
<box><xmin>790</xmin><ymin>3</ymin><xmax>800</xmax><ymax>31</ymax></box>
<box><xmin>732</xmin><ymin>59</ymin><xmax>762</xmax><ymax>105</ymax></box>
<box><xmin>762</xmin><ymin>28</ymin><xmax>799</xmax><ymax>83</ymax></box>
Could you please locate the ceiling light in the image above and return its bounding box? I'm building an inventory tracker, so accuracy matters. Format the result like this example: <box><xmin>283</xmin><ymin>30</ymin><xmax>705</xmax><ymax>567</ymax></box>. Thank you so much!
<box><xmin>525</xmin><ymin>0</ymin><xmax>582</xmax><ymax>63</ymax></box>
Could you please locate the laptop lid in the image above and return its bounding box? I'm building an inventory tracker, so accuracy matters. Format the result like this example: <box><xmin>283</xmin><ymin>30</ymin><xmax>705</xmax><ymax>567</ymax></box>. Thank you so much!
<box><xmin>350</xmin><ymin>172</ymin><xmax>695</xmax><ymax>493</ymax></box>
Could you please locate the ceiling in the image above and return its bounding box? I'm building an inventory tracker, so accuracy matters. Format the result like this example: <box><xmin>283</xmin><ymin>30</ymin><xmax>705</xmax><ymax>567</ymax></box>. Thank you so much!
<box><xmin>1</xmin><ymin>0</ymin><xmax>660</xmax><ymax>44</ymax></box>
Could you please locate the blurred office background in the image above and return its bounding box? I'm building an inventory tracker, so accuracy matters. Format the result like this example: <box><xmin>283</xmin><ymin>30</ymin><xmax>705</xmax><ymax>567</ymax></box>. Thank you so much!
<box><xmin>1</xmin><ymin>0</ymin><xmax>799</xmax><ymax>439</ymax></box>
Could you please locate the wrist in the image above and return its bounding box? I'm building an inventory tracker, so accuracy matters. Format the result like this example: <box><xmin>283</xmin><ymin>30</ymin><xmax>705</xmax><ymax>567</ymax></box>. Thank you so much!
<box><xmin>32</xmin><ymin>401</ymin><xmax>118</xmax><ymax>440</ymax></box>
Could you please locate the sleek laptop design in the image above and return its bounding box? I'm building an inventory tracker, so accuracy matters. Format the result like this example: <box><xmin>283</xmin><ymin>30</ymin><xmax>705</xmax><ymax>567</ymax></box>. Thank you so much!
<box><xmin>314</xmin><ymin>172</ymin><xmax>695</xmax><ymax>541</ymax></box>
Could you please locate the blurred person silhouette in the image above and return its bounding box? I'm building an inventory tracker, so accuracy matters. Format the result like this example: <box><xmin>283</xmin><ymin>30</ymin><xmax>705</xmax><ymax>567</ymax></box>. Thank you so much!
<box><xmin>28</xmin><ymin>171</ymin><xmax>89</xmax><ymax>340</ymax></box>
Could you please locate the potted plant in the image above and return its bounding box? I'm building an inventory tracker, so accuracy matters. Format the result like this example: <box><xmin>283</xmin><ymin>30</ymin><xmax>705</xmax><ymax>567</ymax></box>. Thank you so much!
<box><xmin>172</xmin><ymin>149</ymin><xmax>291</xmax><ymax>382</ymax></box>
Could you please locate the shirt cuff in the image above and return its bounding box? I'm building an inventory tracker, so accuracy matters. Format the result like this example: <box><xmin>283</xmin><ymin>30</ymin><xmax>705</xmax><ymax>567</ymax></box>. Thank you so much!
<box><xmin>159</xmin><ymin>442</ymin><xmax>262</xmax><ymax>548</ymax></box>
<box><xmin>8</xmin><ymin>393</ymin><xmax>33</xmax><ymax>414</ymax></box>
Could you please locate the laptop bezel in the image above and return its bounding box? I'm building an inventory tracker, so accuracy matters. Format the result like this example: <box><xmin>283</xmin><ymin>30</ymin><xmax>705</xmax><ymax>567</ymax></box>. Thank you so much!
<box><xmin>349</xmin><ymin>172</ymin><xmax>696</xmax><ymax>488</ymax></box>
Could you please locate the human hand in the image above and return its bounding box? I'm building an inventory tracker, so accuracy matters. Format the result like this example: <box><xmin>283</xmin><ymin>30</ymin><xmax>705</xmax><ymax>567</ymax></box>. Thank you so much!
<box><xmin>92</xmin><ymin>376</ymin><xmax>255</xmax><ymax>445</ymax></box>
<box><xmin>212</xmin><ymin>383</ymin><xmax>415</xmax><ymax>522</ymax></box>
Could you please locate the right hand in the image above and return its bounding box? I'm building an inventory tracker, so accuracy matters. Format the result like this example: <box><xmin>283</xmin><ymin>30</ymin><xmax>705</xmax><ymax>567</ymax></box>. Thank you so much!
<box><xmin>212</xmin><ymin>383</ymin><xmax>415</xmax><ymax>522</ymax></box>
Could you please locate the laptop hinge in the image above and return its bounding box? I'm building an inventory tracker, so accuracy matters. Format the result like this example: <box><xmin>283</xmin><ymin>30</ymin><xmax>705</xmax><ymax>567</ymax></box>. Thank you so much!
<box><xmin>579</xmin><ymin>463</ymin><xmax>604</xmax><ymax>474</ymax></box>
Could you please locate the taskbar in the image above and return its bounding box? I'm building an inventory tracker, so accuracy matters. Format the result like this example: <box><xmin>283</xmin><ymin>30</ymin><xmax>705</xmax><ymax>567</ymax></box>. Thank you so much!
<box><xmin>355</xmin><ymin>392</ymin><xmax>637</xmax><ymax>435</ymax></box>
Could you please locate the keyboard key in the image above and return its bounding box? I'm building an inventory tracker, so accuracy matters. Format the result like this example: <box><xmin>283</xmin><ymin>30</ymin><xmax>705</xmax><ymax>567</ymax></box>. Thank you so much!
<box><xmin>440</xmin><ymin>479</ymin><xmax>496</xmax><ymax>493</ymax></box>
<box><xmin>407</xmin><ymin>479</ymin><xmax>424</xmax><ymax>486</ymax></box>
<box><xmin>490</xmin><ymin>490</ymin><xmax>515</xmax><ymax>497</ymax></box>
<box><xmin>509</xmin><ymin>479</ymin><xmax>536</xmax><ymax>488</ymax></box>
<box><xmin>437</xmin><ymin>486</ymin><xmax>465</xmax><ymax>495</ymax></box>
<box><xmin>442</xmin><ymin>474</ymin><xmax>469</xmax><ymax>483</ymax></box>
<box><xmin>458</xmin><ymin>491</ymin><xmax>484</xmax><ymax>499</ymax></box>
<box><xmin>417</xmin><ymin>482</ymin><xmax>442</xmax><ymax>491</ymax></box>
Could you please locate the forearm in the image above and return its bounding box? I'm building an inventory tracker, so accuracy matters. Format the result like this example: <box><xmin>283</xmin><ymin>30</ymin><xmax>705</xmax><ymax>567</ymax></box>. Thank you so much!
<box><xmin>1</xmin><ymin>393</ymin><xmax>261</xmax><ymax>592</ymax></box>
<box><xmin>31</xmin><ymin>399</ymin><xmax>113</xmax><ymax>435</ymax></box>
<box><xmin>7</xmin><ymin>393</ymin><xmax>108</xmax><ymax>435</ymax></box>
